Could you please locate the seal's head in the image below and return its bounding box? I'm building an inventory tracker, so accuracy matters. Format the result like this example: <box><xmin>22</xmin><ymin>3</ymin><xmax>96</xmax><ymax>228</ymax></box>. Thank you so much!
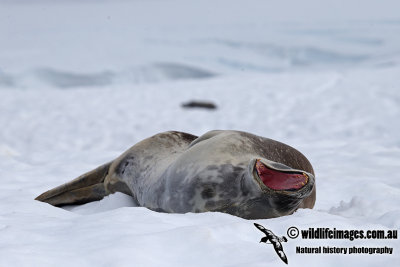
<box><xmin>245</xmin><ymin>157</ymin><xmax>315</xmax><ymax>218</ymax></box>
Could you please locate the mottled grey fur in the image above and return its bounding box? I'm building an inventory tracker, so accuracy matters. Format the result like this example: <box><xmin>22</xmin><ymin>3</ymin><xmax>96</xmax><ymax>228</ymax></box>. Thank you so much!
<box><xmin>36</xmin><ymin>130</ymin><xmax>316</xmax><ymax>219</ymax></box>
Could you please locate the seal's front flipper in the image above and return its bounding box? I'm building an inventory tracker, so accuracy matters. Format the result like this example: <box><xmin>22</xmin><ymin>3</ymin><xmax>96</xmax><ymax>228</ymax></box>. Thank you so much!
<box><xmin>35</xmin><ymin>162</ymin><xmax>112</xmax><ymax>206</ymax></box>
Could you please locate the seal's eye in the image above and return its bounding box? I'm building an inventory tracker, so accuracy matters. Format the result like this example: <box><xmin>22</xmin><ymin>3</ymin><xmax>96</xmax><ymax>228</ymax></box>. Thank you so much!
<box><xmin>255</xmin><ymin>160</ymin><xmax>308</xmax><ymax>191</ymax></box>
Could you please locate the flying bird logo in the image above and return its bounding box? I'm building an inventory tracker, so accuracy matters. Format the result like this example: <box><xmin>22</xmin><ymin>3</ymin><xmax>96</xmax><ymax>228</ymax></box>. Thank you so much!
<box><xmin>254</xmin><ymin>223</ymin><xmax>288</xmax><ymax>264</ymax></box>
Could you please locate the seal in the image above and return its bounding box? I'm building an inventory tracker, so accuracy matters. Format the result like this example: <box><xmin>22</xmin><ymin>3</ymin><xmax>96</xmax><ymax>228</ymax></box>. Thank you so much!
<box><xmin>35</xmin><ymin>130</ymin><xmax>316</xmax><ymax>219</ymax></box>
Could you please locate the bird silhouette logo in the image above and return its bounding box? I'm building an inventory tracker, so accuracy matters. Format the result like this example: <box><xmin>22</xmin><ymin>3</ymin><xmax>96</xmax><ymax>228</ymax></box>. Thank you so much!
<box><xmin>254</xmin><ymin>223</ymin><xmax>288</xmax><ymax>264</ymax></box>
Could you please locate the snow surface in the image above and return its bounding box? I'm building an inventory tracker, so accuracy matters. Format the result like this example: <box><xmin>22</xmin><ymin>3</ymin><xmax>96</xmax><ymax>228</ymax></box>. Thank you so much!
<box><xmin>1</xmin><ymin>0</ymin><xmax>400</xmax><ymax>266</ymax></box>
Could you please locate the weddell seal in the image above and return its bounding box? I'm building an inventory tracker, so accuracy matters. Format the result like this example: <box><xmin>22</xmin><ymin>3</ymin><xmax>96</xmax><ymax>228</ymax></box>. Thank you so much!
<box><xmin>36</xmin><ymin>130</ymin><xmax>316</xmax><ymax>219</ymax></box>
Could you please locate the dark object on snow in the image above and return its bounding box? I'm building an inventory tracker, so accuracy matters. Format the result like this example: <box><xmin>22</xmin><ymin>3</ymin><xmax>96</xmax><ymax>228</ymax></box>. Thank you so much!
<box><xmin>181</xmin><ymin>101</ymin><xmax>217</xmax><ymax>110</ymax></box>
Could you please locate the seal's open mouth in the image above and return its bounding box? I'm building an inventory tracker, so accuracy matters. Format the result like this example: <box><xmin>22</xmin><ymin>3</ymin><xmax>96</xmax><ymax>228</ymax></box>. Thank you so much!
<box><xmin>255</xmin><ymin>159</ymin><xmax>308</xmax><ymax>191</ymax></box>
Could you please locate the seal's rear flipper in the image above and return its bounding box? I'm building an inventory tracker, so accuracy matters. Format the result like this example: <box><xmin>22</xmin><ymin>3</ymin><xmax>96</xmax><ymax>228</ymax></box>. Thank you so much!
<box><xmin>35</xmin><ymin>162</ymin><xmax>112</xmax><ymax>206</ymax></box>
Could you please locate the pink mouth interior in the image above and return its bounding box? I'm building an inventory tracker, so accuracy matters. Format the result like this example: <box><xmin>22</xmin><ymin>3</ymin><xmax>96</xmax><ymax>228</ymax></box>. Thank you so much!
<box><xmin>255</xmin><ymin>160</ymin><xmax>308</xmax><ymax>190</ymax></box>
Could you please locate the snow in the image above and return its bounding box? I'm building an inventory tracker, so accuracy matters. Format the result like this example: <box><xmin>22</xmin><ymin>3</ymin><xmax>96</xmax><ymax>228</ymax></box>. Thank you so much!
<box><xmin>0</xmin><ymin>0</ymin><xmax>399</xmax><ymax>266</ymax></box>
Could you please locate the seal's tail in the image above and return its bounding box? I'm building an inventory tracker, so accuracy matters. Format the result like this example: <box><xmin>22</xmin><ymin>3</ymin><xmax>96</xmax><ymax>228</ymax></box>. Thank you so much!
<box><xmin>35</xmin><ymin>162</ymin><xmax>112</xmax><ymax>206</ymax></box>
